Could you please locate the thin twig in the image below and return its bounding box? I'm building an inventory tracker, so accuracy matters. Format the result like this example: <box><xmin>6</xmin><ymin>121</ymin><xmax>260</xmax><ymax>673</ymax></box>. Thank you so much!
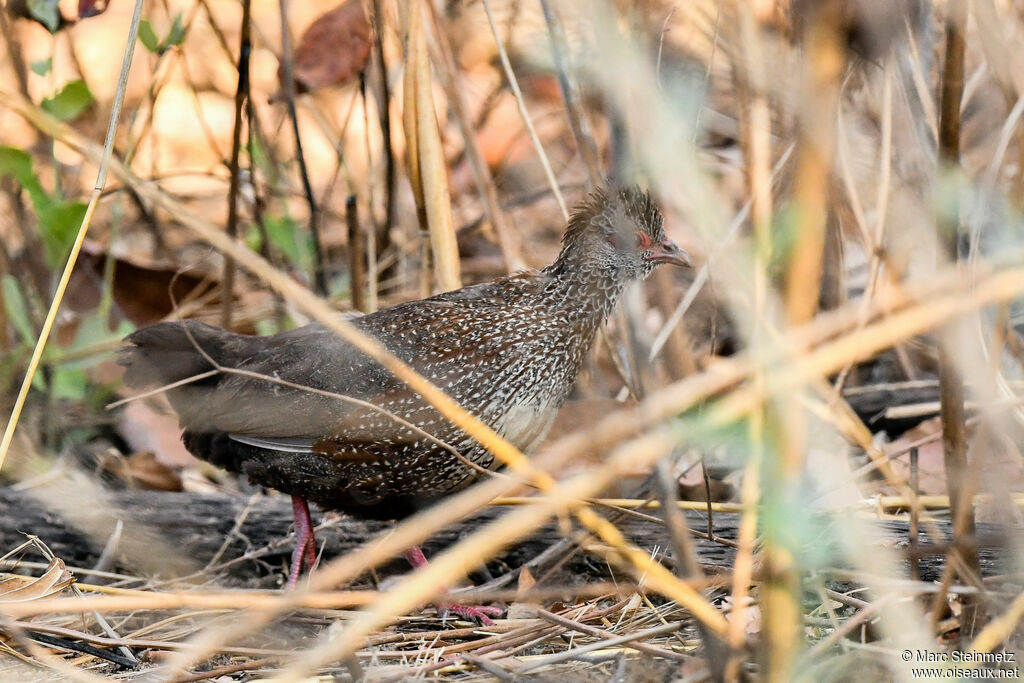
<box><xmin>221</xmin><ymin>0</ymin><xmax>253</xmax><ymax>329</ymax></box>
<box><xmin>371</xmin><ymin>0</ymin><xmax>395</xmax><ymax>244</ymax></box>
<box><xmin>515</xmin><ymin>621</ymin><xmax>683</xmax><ymax>673</ymax></box>
<box><xmin>346</xmin><ymin>195</ymin><xmax>366</xmax><ymax>312</ymax></box>
<box><xmin>479</xmin><ymin>0</ymin><xmax>569</xmax><ymax>221</ymax></box>
<box><xmin>539</xmin><ymin>0</ymin><xmax>602</xmax><ymax>187</ymax></box>
<box><xmin>277</xmin><ymin>0</ymin><xmax>327</xmax><ymax>295</ymax></box>
<box><xmin>425</xmin><ymin>0</ymin><xmax>525</xmax><ymax>272</ymax></box>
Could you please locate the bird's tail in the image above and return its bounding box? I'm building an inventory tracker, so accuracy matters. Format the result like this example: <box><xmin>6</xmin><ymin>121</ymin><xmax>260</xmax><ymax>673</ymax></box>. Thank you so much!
<box><xmin>120</xmin><ymin>319</ymin><xmax>356</xmax><ymax>437</ymax></box>
<box><xmin>119</xmin><ymin>320</ymin><xmax>232</xmax><ymax>390</ymax></box>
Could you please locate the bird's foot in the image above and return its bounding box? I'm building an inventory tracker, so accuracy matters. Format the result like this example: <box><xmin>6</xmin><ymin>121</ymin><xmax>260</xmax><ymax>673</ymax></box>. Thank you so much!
<box><xmin>437</xmin><ymin>603</ymin><xmax>504</xmax><ymax>626</ymax></box>
<box><xmin>286</xmin><ymin>496</ymin><xmax>318</xmax><ymax>588</ymax></box>
<box><xmin>403</xmin><ymin>547</ymin><xmax>502</xmax><ymax>625</ymax></box>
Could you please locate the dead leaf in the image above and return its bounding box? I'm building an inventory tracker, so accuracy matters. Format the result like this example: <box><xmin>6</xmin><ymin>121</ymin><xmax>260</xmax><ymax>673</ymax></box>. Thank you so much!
<box><xmin>68</xmin><ymin>240</ymin><xmax>219</xmax><ymax>328</ymax></box>
<box><xmin>77</xmin><ymin>0</ymin><xmax>110</xmax><ymax>19</ymax></box>
<box><xmin>96</xmin><ymin>450</ymin><xmax>184</xmax><ymax>492</ymax></box>
<box><xmin>277</xmin><ymin>0</ymin><xmax>372</xmax><ymax>96</ymax></box>
<box><xmin>886</xmin><ymin>417</ymin><xmax>951</xmax><ymax>496</ymax></box>
<box><xmin>118</xmin><ymin>399</ymin><xmax>198</xmax><ymax>470</ymax></box>
<box><xmin>506</xmin><ymin>565</ymin><xmax>538</xmax><ymax>619</ymax></box>
<box><xmin>0</xmin><ymin>558</ymin><xmax>74</xmax><ymax>602</ymax></box>
<box><xmin>723</xmin><ymin>597</ymin><xmax>762</xmax><ymax>636</ymax></box>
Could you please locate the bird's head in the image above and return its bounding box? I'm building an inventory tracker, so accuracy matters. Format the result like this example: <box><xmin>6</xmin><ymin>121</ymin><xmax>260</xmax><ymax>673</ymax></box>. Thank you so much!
<box><xmin>553</xmin><ymin>185</ymin><xmax>692</xmax><ymax>281</ymax></box>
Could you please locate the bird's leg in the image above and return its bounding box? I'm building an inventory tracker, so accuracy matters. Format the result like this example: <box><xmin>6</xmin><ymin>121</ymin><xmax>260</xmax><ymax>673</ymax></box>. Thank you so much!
<box><xmin>287</xmin><ymin>496</ymin><xmax>318</xmax><ymax>588</ymax></box>
<box><xmin>403</xmin><ymin>547</ymin><xmax>504</xmax><ymax>625</ymax></box>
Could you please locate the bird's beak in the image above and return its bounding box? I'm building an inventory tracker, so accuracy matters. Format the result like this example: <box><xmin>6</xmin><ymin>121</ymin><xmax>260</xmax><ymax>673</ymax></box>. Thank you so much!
<box><xmin>646</xmin><ymin>239</ymin><xmax>693</xmax><ymax>268</ymax></box>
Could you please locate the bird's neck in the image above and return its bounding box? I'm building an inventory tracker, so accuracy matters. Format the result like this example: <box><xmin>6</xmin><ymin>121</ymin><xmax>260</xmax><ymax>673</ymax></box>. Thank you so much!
<box><xmin>541</xmin><ymin>259</ymin><xmax>627</xmax><ymax>330</ymax></box>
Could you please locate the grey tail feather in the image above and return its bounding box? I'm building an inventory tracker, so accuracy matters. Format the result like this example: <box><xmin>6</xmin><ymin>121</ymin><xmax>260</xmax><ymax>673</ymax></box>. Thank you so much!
<box><xmin>119</xmin><ymin>320</ymin><xmax>231</xmax><ymax>389</ymax></box>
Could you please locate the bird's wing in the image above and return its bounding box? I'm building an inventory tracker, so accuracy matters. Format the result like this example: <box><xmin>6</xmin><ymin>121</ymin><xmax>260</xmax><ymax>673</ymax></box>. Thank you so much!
<box><xmin>227</xmin><ymin>383</ymin><xmax>455</xmax><ymax>463</ymax></box>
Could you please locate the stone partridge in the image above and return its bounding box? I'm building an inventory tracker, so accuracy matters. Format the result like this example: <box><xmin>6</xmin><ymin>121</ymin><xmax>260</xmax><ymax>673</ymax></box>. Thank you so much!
<box><xmin>119</xmin><ymin>185</ymin><xmax>691</xmax><ymax>620</ymax></box>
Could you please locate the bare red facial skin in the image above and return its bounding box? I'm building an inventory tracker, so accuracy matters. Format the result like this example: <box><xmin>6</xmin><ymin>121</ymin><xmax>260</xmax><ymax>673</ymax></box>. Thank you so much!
<box><xmin>645</xmin><ymin>239</ymin><xmax>693</xmax><ymax>268</ymax></box>
<box><xmin>636</xmin><ymin>231</ymin><xmax>653</xmax><ymax>249</ymax></box>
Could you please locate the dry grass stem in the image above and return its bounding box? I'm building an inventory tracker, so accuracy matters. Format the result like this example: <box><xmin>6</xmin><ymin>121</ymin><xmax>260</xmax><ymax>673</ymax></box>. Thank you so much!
<box><xmin>480</xmin><ymin>0</ymin><xmax>569</xmax><ymax>220</ymax></box>
<box><xmin>402</xmin><ymin>0</ymin><xmax>461</xmax><ymax>292</ymax></box>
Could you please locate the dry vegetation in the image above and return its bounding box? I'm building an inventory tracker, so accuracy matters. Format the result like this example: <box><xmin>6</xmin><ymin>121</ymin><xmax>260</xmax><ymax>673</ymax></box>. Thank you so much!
<box><xmin>1</xmin><ymin>0</ymin><xmax>1024</xmax><ymax>680</ymax></box>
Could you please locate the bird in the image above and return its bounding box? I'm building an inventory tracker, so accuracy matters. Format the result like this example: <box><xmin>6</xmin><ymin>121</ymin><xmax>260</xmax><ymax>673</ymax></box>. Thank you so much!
<box><xmin>119</xmin><ymin>184</ymin><xmax>692</xmax><ymax>622</ymax></box>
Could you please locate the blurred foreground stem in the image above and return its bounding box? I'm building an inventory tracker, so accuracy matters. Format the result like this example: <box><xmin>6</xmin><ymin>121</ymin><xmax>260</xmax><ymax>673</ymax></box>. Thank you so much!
<box><xmin>729</xmin><ymin>1</ymin><xmax>776</xmax><ymax>678</ymax></box>
<box><xmin>933</xmin><ymin>0</ymin><xmax>982</xmax><ymax>636</ymax></box>
<box><xmin>765</xmin><ymin>1</ymin><xmax>846</xmax><ymax>679</ymax></box>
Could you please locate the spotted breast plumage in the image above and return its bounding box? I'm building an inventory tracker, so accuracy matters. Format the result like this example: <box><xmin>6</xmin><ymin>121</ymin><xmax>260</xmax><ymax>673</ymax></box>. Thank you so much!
<box><xmin>119</xmin><ymin>184</ymin><xmax>692</xmax><ymax>604</ymax></box>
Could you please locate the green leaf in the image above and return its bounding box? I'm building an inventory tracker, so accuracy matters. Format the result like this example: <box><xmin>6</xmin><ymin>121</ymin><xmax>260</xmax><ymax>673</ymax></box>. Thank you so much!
<box><xmin>0</xmin><ymin>147</ymin><xmax>89</xmax><ymax>269</ymax></box>
<box><xmin>0</xmin><ymin>146</ymin><xmax>48</xmax><ymax>214</ymax></box>
<box><xmin>37</xmin><ymin>201</ymin><xmax>87</xmax><ymax>269</ymax></box>
<box><xmin>0</xmin><ymin>347</ymin><xmax>29</xmax><ymax>393</ymax></box>
<box><xmin>26</xmin><ymin>0</ymin><xmax>60</xmax><ymax>33</ymax></box>
<box><xmin>264</xmin><ymin>215</ymin><xmax>304</xmax><ymax>265</ymax></box>
<box><xmin>246</xmin><ymin>223</ymin><xmax>263</xmax><ymax>253</ymax></box>
<box><xmin>0</xmin><ymin>147</ymin><xmax>88</xmax><ymax>268</ymax></box>
<box><xmin>770</xmin><ymin>203</ymin><xmax>801</xmax><ymax>273</ymax></box>
<box><xmin>0</xmin><ymin>146</ymin><xmax>32</xmax><ymax>181</ymax></box>
<box><xmin>67</xmin><ymin>315</ymin><xmax>134</xmax><ymax>359</ymax></box>
<box><xmin>53</xmin><ymin>367</ymin><xmax>87</xmax><ymax>400</ymax></box>
<box><xmin>42</xmin><ymin>314</ymin><xmax>133</xmax><ymax>371</ymax></box>
<box><xmin>253</xmin><ymin>318</ymin><xmax>280</xmax><ymax>336</ymax></box>
<box><xmin>246</xmin><ymin>135</ymin><xmax>271</xmax><ymax>174</ymax></box>
<box><xmin>1</xmin><ymin>275</ymin><xmax>36</xmax><ymax>345</ymax></box>
<box><xmin>139</xmin><ymin>15</ymin><xmax>187</xmax><ymax>56</ymax></box>
<box><xmin>41</xmin><ymin>80</ymin><xmax>94</xmax><ymax>122</ymax></box>
<box><xmin>48</xmin><ymin>314</ymin><xmax>133</xmax><ymax>402</ymax></box>
<box><xmin>30</xmin><ymin>57</ymin><xmax>53</xmax><ymax>77</ymax></box>
<box><xmin>163</xmin><ymin>13</ymin><xmax>186</xmax><ymax>50</ymax></box>
<box><xmin>138</xmin><ymin>20</ymin><xmax>160</xmax><ymax>54</ymax></box>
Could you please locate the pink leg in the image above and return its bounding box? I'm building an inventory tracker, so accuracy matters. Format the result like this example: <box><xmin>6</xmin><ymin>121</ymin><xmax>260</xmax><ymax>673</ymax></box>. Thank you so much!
<box><xmin>287</xmin><ymin>496</ymin><xmax>318</xmax><ymax>588</ymax></box>
<box><xmin>403</xmin><ymin>547</ymin><xmax>504</xmax><ymax>625</ymax></box>
<box><xmin>403</xmin><ymin>546</ymin><xmax>430</xmax><ymax>570</ymax></box>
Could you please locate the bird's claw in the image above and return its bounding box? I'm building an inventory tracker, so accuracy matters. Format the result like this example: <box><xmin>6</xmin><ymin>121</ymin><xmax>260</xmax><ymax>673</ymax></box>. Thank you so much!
<box><xmin>438</xmin><ymin>603</ymin><xmax>504</xmax><ymax>626</ymax></box>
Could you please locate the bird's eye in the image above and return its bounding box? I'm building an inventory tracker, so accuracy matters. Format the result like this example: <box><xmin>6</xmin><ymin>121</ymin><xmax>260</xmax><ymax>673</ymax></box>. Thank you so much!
<box><xmin>635</xmin><ymin>231</ymin><xmax>653</xmax><ymax>249</ymax></box>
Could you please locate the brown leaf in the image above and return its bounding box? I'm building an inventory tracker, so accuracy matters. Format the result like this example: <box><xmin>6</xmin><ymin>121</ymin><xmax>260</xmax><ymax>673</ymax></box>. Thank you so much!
<box><xmin>886</xmin><ymin>417</ymin><xmax>949</xmax><ymax>496</ymax></box>
<box><xmin>96</xmin><ymin>450</ymin><xmax>184</xmax><ymax>492</ymax></box>
<box><xmin>68</xmin><ymin>240</ymin><xmax>219</xmax><ymax>328</ymax></box>
<box><xmin>516</xmin><ymin>565</ymin><xmax>536</xmax><ymax>595</ymax></box>
<box><xmin>506</xmin><ymin>565</ymin><xmax>539</xmax><ymax>619</ymax></box>
<box><xmin>77</xmin><ymin>0</ymin><xmax>110</xmax><ymax>19</ymax></box>
<box><xmin>279</xmin><ymin>0</ymin><xmax>372</xmax><ymax>95</ymax></box>
<box><xmin>0</xmin><ymin>558</ymin><xmax>74</xmax><ymax>602</ymax></box>
<box><xmin>118</xmin><ymin>399</ymin><xmax>198</xmax><ymax>470</ymax></box>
